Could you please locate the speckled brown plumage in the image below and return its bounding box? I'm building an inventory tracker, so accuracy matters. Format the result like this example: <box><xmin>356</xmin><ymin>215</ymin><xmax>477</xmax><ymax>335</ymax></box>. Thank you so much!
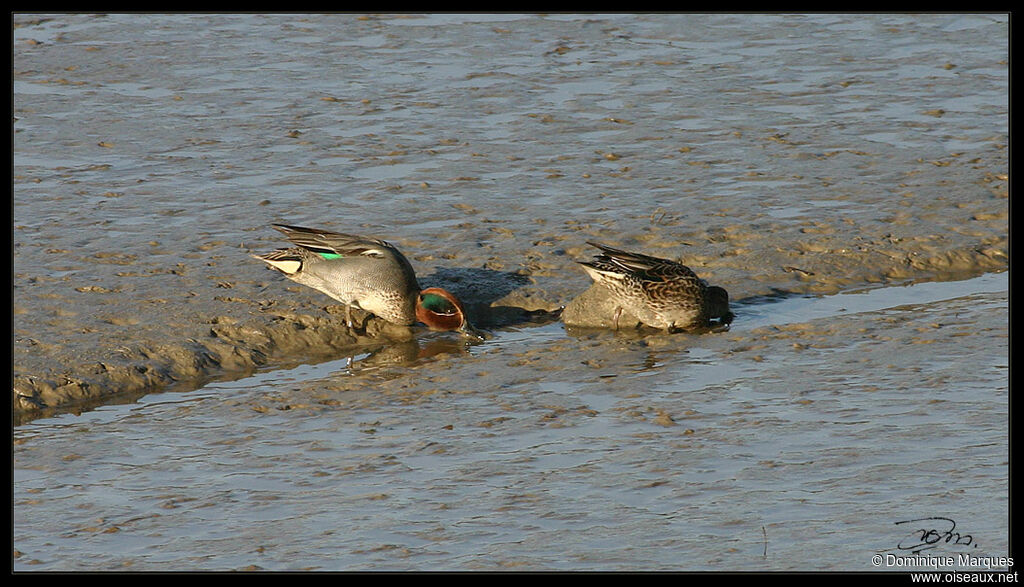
<box><xmin>579</xmin><ymin>242</ymin><xmax>732</xmax><ymax>330</ymax></box>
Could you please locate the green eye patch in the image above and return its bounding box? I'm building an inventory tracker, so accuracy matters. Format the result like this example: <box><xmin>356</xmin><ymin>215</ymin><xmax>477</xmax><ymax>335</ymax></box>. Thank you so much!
<box><xmin>420</xmin><ymin>293</ymin><xmax>457</xmax><ymax>315</ymax></box>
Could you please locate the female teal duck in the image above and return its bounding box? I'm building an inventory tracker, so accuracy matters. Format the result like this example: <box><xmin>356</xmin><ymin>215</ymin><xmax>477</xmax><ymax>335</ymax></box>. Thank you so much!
<box><xmin>254</xmin><ymin>224</ymin><xmax>482</xmax><ymax>338</ymax></box>
<box><xmin>579</xmin><ymin>242</ymin><xmax>733</xmax><ymax>331</ymax></box>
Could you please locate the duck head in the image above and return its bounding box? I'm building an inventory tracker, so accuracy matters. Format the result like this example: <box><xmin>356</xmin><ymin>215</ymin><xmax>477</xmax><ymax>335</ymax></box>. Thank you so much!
<box><xmin>415</xmin><ymin>287</ymin><xmax>485</xmax><ymax>339</ymax></box>
<box><xmin>705</xmin><ymin>286</ymin><xmax>734</xmax><ymax>325</ymax></box>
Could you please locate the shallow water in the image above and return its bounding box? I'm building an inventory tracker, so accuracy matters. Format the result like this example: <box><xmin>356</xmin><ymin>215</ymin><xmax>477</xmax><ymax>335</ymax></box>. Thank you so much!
<box><xmin>13</xmin><ymin>13</ymin><xmax>1009</xmax><ymax>572</ymax></box>
<box><xmin>14</xmin><ymin>272</ymin><xmax>1009</xmax><ymax>571</ymax></box>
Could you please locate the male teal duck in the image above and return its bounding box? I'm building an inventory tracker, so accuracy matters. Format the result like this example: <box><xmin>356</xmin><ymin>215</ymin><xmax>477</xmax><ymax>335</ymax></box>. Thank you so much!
<box><xmin>578</xmin><ymin>241</ymin><xmax>733</xmax><ymax>331</ymax></box>
<box><xmin>254</xmin><ymin>224</ymin><xmax>482</xmax><ymax>338</ymax></box>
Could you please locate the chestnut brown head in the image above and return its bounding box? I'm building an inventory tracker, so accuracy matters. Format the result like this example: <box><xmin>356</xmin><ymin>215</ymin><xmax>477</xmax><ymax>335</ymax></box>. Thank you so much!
<box><xmin>415</xmin><ymin>287</ymin><xmax>484</xmax><ymax>339</ymax></box>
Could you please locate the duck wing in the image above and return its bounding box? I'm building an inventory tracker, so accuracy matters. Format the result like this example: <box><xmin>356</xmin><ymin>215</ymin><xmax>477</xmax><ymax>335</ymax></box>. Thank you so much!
<box><xmin>273</xmin><ymin>224</ymin><xmax>398</xmax><ymax>259</ymax></box>
<box><xmin>584</xmin><ymin>241</ymin><xmax>698</xmax><ymax>282</ymax></box>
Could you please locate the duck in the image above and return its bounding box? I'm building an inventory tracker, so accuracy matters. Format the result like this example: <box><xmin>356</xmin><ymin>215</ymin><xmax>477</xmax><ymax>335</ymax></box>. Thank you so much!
<box><xmin>254</xmin><ymin>224</ymin><xmax>483</xmax><ymax>338</ymax></box>
<box><xmin>578</xmin><ymin>241</ymin><xmax>733</xmax><ymax>331</ymax></box>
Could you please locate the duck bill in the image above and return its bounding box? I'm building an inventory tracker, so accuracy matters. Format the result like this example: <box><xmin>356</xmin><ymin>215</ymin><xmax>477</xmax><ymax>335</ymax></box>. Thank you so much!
<box><xmin>457</xmin><ymin>319</ymin><xmax>486</xmax><ymax>340</ymax></box>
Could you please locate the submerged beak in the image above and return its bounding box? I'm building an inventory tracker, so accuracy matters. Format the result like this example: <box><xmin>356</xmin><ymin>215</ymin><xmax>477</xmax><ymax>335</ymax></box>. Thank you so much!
<box><xmin>457</xmin><ymin>319</ymin><xmax>487</xmax><ymax>341</ymax></box>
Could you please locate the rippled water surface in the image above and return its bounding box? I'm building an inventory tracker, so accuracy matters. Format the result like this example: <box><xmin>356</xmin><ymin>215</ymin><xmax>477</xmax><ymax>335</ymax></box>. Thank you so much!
<box><xmin>13</xmin><ymin>13</ymin><xmax>1008</xmax><ymax>572</ymax></box>
<box><xmin>14</xmin><ymin>273</ymin><xmax>1008</xmax><ymax>571</ymax></box>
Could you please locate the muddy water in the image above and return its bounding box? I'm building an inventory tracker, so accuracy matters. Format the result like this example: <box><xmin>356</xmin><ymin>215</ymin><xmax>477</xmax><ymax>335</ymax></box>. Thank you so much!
<box><xmin>13</xmin><ymin>272</ymin><xmax>1009</xmax><ymax>570</ymax></box>
<box><xmin>13</xmin><ymin>13</ymin><xmax>1008</xmax><ymax>571</ymax></box>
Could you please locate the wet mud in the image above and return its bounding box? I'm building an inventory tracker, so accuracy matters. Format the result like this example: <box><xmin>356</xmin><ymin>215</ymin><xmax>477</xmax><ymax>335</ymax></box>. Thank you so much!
<box><xmin>12</xmin><ymin>14</ymin><xmax>1010</xmax><ymax>571</ymax></box>
<box><xmin>13</xmin><ymin>273</ymin><xmax>1008</xmax><ymax>570</ymax></box>
<box><xmin>13</xmin><ymin>13</ymin><xmax>1008</xmax><ymax>424</ymax></box>
<box><xmin>13</xmin><ymin>206</ymin><xmax>1008</xmax><ymax>423</ymax></box>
